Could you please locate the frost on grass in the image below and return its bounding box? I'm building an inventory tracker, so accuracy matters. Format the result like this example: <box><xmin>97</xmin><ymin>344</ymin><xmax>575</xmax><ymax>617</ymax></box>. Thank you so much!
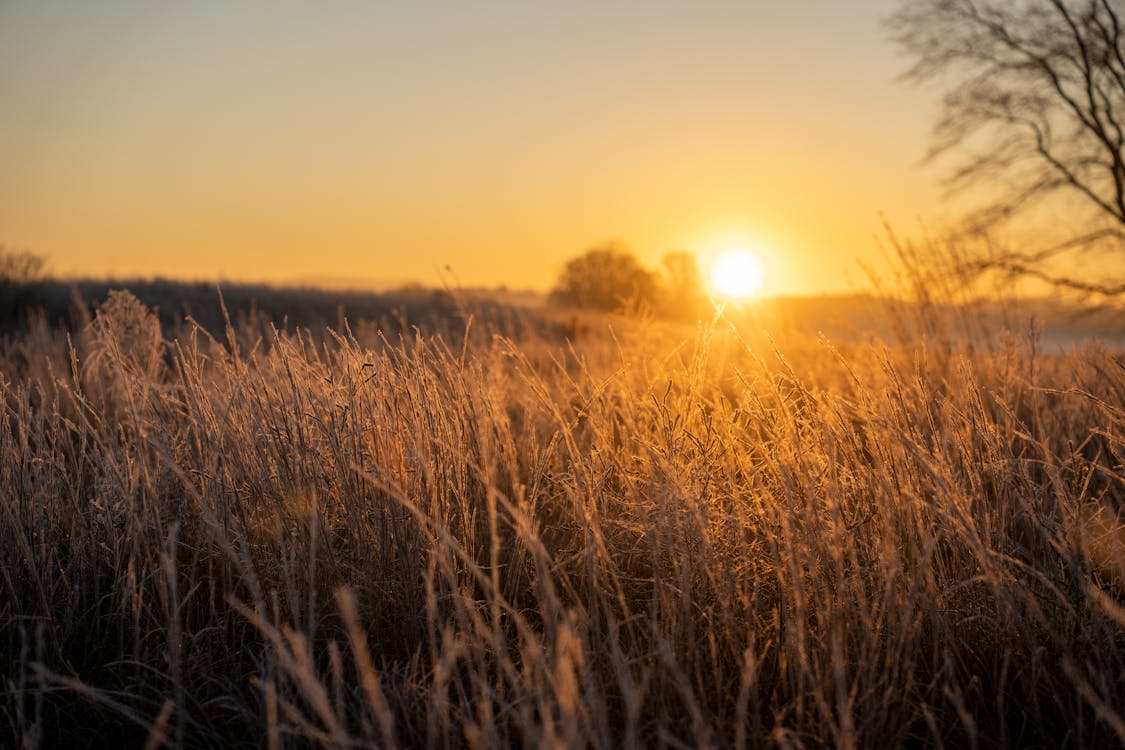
<box><xmin>1</xmin><ymin>292</ymin><xmax>1123</xmax><ymax>748</ymax></box>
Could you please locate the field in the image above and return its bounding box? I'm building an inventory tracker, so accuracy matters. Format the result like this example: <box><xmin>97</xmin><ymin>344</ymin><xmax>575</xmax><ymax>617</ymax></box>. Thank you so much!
<box><xmin>1</xmin><ymin>284</ymin><xmax>1124</xmax><ymax>748</ymax></box>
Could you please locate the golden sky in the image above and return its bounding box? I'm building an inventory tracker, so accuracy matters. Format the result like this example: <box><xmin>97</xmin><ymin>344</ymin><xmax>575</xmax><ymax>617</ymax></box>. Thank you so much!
<box><xmin>0</xmin><ymin>1</ymin><xmax>941</xmax><ymax>295</ymax></box>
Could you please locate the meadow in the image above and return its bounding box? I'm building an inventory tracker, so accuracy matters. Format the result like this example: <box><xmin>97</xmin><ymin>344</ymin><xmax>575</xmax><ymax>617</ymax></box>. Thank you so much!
<box><xmin>1</xmin><ymin>277</ymin><xmax>1123</xmax><ymax>748</ymax></box>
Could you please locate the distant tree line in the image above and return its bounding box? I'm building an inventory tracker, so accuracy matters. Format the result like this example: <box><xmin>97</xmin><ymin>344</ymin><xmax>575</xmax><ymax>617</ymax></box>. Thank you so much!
<box><xmin>549</xmin><ymin>242</ymin><xmax>710</xmax><ymax>320</ymax></box>
<box><xmin>1</xmin><ymin>243</ymin><xmax>713</xmax><ymax>340</ymax></box>
<box><xmin>0</xmin><ymin>247</ymin><xmax>473</xmax><ymax>339</ymax></box>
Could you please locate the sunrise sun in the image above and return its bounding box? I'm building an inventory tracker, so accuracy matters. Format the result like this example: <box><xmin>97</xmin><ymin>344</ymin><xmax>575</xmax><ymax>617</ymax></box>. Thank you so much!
<box><xmin>709</xmin><ymin>248</ymin><xmax>766</xmax><ymax>299</ymax></box>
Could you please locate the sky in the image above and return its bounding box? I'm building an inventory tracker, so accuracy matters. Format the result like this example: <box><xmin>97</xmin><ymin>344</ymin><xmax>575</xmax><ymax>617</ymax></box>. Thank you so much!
<box><xmin>0</xmin><ymin>1</ymin><xmax>942</xmax><ymax>296</ymax></box>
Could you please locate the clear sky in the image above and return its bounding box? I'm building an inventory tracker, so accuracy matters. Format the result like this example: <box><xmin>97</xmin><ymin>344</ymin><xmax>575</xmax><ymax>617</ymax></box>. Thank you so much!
<box><xmin>0</xmin><ymin>1</ymin><xmax>941</xmax><ymax>295</ymax></box>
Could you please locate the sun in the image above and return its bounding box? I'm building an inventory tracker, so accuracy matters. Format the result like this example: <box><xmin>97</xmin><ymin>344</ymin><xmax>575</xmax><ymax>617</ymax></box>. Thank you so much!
<box><xmin>709</xmin><ymin>247</ymin><xmax>766</xmax><ymax>299</ymax></box>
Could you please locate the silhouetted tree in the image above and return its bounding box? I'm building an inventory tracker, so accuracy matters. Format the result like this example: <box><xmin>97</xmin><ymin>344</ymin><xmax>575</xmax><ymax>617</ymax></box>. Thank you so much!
<box><xmin>660</xmin><ymin>251</ymin><xmax>708</xmax><ymax>319</ymax></box>
<box><xmin>889</xmin><ymin>0</ymin><xmax>1125</xmax><ymax>296</ymax></box>
<box><xmin>549</xmin><ymin>243</ymin><xmax>660</xmax><ymax>312</ymax></box>
<box><xmin>0</xmin><ymin>247</ymin><xmax>45</xmax><ymax>285</ymax></box>
<box><xmin>0</xmin><ymin>247</ymin><xmax>48</xmax><ymax>331</ymax></box>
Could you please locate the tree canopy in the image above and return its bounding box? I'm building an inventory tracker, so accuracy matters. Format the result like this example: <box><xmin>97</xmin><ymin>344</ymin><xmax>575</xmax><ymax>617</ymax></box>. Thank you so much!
<box><xmin>548</xmin><ymin>243</ymin><xmax>662</xmax><ymax>313</ymax></box>
<box><xmin>548</xmin><ymin>244</ymin><xmax>710</xmax><ymax>318</ymax></box>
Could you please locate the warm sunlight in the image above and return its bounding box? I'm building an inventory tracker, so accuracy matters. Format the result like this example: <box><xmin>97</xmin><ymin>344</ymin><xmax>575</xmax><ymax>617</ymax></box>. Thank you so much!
<box><xmin>8</xmin><ymin>3</ymin><xmax>1123</xmax><ymax>747</ymax></box>
<box><xmin>709</xmin><ymin>247</ymin><xmax>765</xmax><ymax>299</ymax></box>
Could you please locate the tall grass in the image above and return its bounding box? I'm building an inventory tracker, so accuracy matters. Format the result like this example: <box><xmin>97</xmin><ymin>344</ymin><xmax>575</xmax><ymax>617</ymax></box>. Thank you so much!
<box><xmin>1</xmin><ymin>288</ymin><xmax>1123</xmax><ymax>748</ymax></box>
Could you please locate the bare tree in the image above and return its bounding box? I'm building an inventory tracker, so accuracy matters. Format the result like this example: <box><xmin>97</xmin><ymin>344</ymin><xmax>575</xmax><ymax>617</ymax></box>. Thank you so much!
<box><xmin>0</xmin><ymin>246</ymin><xmax>46</xmax><ymax>285</ymax></box>
<box><xmin>0</xmin><ymin>247</ymin><xmax>48</xmax><ymax>331</ymax></box>
<box><xmin>888</xmin><ymin>0</ymin><xmax>1125</xmax><ymax>296</ymax></box>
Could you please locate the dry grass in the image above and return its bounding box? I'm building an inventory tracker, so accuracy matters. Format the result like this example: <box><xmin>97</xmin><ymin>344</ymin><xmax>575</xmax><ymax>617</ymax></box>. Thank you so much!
<box><xmin>0</xmin><ymin>287</ymin><xmax>1123</xmax><ymax>748</ymax></box>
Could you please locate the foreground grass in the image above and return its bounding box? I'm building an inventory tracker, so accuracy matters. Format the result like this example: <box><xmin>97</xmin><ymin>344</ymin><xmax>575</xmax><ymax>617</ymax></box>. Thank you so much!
<box><xmin>1</xmin><ymin>290</ymin><xmax>1123</xmax><ymax>748</ymax></box>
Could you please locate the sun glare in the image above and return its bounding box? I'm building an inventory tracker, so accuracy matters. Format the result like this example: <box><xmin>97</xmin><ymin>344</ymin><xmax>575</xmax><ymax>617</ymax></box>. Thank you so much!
<box><xmin>709</xmin><ymin>248</ymin><xmax>766</xmax><ymax>299</ymax></box>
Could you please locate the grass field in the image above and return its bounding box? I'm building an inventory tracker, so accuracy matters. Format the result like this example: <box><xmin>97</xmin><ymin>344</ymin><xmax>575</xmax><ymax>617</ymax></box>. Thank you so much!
<box><xmin>1</xmin><ymin>285</ymin><xmax>1123</xmax><ymax>748</ymax></box>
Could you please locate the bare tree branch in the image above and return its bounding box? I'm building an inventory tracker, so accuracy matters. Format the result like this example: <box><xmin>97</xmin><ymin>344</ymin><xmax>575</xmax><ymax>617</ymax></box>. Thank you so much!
<box><xmin>888</xmin><ymin>0</ymin><xmax>1125</xmax><ymax>296</ymax></box>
